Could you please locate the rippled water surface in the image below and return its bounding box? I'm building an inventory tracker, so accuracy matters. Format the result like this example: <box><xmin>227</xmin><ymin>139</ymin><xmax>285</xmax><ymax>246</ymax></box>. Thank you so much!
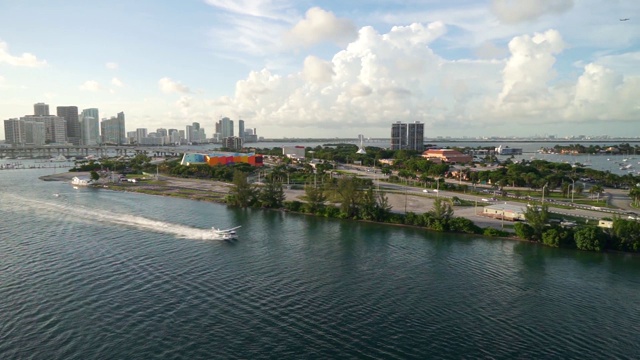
<box><xmin>1</xmin><ymin>167</ymin><xmax>639</xmax><ymax>359</ymax></box>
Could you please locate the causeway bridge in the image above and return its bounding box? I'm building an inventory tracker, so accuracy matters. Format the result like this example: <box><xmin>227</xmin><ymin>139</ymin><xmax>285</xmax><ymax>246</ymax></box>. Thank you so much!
<box><xmin>0</xmin><ymin>145</ymin><xmax>182</xmax><ymax>159</ymax></box>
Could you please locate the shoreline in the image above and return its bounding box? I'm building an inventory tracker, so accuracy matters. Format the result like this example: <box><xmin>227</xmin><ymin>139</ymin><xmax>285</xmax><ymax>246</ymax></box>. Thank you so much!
<box><xmin>40</xmin><ymin>171</ymin><xmax>516</xmax><ymax>232</ymax></box>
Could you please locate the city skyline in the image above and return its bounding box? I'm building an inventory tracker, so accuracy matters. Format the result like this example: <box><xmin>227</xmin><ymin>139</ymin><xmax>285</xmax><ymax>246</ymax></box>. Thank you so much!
<box><xmin>0</xmin><ymin>1</ymin><xmax>639</xmax><ymax>140</ymax></box>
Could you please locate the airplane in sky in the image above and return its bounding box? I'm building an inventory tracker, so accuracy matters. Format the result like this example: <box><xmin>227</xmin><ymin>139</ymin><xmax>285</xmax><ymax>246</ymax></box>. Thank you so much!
<box><xmin>620</xmin><ymin>18</ymin><xmax>630</xmax><ymax>21</ymax></box>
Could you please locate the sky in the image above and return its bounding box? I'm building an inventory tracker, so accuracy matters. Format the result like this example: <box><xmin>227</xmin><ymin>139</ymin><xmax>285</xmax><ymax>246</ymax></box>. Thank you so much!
<box><xmin>0</xmin><ymin>0</ymin><xmax>639</xmax><ymax>140</ymax></box>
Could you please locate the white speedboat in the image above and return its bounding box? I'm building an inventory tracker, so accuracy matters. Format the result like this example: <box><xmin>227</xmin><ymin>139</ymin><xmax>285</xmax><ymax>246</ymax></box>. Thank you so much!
<box><xmin>212</xmin><ymin>226</ymin><xmax>241</xmax><ymax>240</ymax></box>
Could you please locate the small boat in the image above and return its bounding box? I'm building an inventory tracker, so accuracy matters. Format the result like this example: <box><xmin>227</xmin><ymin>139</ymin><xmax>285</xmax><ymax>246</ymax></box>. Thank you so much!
<box><xmin>53</xmin><ymin>193</ymin><xmax>60</xmax><ymax>197</ymax></box>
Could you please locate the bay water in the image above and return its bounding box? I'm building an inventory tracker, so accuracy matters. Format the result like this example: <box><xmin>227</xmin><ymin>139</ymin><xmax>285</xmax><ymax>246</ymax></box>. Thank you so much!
<box><xmin>1</xmin><ymin>167</ymin><xmax>639</xmax><ymax>359</ymax></box>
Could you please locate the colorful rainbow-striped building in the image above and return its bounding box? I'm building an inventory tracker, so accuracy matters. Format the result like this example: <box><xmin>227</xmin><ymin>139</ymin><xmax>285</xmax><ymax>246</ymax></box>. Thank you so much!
<box><xmin>180</xmin><ymin>152</ymin><xmax>263</xmax><ymax>167</ymax></box>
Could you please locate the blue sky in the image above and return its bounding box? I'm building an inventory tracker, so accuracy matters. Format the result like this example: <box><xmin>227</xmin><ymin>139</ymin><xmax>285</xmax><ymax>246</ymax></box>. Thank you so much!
<box><xmin>1</xmin><ymin>0</ymin><xmax>638</xmax><ymax>140</ymax></box>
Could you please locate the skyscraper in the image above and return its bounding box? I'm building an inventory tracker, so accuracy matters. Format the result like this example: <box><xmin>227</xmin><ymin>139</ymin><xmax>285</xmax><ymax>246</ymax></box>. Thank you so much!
<box><xmin>238</xmin><ymin>119</ymin><xmax>245</xmax><ymax>140</ymax></box>
<box><xmin>34</xmin><ymin>102</ymin><xmax>49</xmax><ymax>116</ymax></box>
<box><xmin>3</xmin><ymin>118</ymin><xmax>25</xmax><ymax>145</ymax></box>
<box><xmin>219</xmin><ymin>117</ymin><xmax>234</xmax><ymax>138</ymax></box>
<box><xmin>407</xmin><ymin>121</ymin><xmax>424</xmax><ymax>151</ymax></box>
<box><xmin>80</xmin><ymin>108</ymin><xmax>100</xmax><ymax>146</ymax></box>
<box><xmin>57</xmin><ymin>106</ymin><xmax>80</xmax><ymax>145</ymax></box>
<box><xmin>391</xmin><ymin>121</ymin><xmax>424</xmax><ymax>151</ymax></box>
<box><xmin>101</xmin><ymin>112</ymin><xmax>126</xmax><ymax>145</ymax></box>
<box><xmin>390</xmin><ymin>121</ymin><xmax>407</xmax><ymax>150</ymax></box>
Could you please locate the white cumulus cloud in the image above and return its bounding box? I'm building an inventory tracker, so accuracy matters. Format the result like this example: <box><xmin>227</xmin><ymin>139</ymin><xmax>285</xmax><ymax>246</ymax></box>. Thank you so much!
<box><xmin>0</xmin><ymin>40</ymin><xmax>47</xmax><ymax>67</ymax></box>
<box><xmin>111</xmin><ymin>77</ymin><xmax>124</xmax><ymax>87</ymax></box>
<box><xmin>286</xmin><ymin>7</ymin><xmax>358</xmax><ymax>47</ymax></box>
<box><xmin>158</xmin><ymin>77</ymin><xmax>191</xmax><ymax>94</ymax></box>
<box><xmin>202</xmin><ymin>23</ymin><xmax>639</xmax><ymax>136</ymax></box>
<box><xmin>302</xmin><ymin>56</ymin><xmax>334</xmax><ymax>83</ymax></box>
<box><xmin>79</xmin><ymin>80</ymin><xmax>102</xmax><ymax>92</ymax></box>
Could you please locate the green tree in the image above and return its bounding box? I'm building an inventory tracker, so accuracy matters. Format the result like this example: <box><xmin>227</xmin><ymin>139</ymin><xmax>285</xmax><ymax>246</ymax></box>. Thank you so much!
<box><xmin>335</xmin><ymin>176</ymin><xmax>362</xmax><ymax>218</ymax></box>
<box><xmin>589</xmin><ymin>184</ymin><xmax>604</xmax><ymax>202</ymax></box>
<box><xmin>612</xmin><ymin>218</ymin><xmax>640</xmax><ymax>252</ymax></box>
<box><xmin>90</xmin><ymin>170</ymin><xmax>100</xmax><ymax>182</ymax></box>
<box><xmin>431</xmin><ymin>198</ymin><xmax>454</xmax><ymax>222</ymax></box>
<box><xmin>514</xmin><ymin>222</ymin><xmax>535</xmax><ymax>240</ymax></box>
<box><xmin>574</xmin><ymin>226</ymin><xmax>606</xmax><ymax>252</ymax></box>
<box><xmin>524</xmin><ymin>205</ymin><xmax>549</xmax><ymax>241</ymax></box>
<box><xmin>258</xmin><ymin>178</ymin><xmax>285</xmax><ymax>208</ymax></box>
<box><xmin>359</xmin><ymin>188</ymin><xmax>391</xmax><ymax>221</ymax></box>
<box><xmin>228</xmin><ymin>170</ymin><xmax>256</xmax><ymax>208</ymax></box>
<box><xmin>302</xmin><ymin>183</ymin><xmax>326</xmax><ymax>214</ymax></box>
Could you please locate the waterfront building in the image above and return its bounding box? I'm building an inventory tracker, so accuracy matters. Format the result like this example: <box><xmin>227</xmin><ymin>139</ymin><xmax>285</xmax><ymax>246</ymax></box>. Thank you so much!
<box><xmin>222</xmin><ymin>136</ymin><xmax>243</xmax><ymax>150</ymax></box>
<box><xmin>180</xmin><ymin>151</ymin><xmax>263</xmax><ymax>166</ymax></box>
<box><xmin>391</xmin><ymin>121</ymin><xmax>424</xmax><ymax>151</ymax></box>
<box><xmin>422</xmin><ymin>149</ymin><xmax>472</xmax><ymax>164</ymax></box>
<box><xmin>408</xmin><ymin>121</ymin><xmax>424</xmax><ymax>151</ymax></box>
<box><xmin>57</xmin><ymin>106</ymin><xmax>80</xmax><ymax>145</ymax></box>
<box><xmin>495</xmin><ymin>145</ymin><xmax>523</xmax><ymax>155</ymax></box>
<box><xmin>156</xmin><ymin>128</ymin><xmax>168</xmax><ymax>143</ymax></box>
<box><xmin>80</xmin><ymin>116</ymin><xmax>100</xmax><ymax>146</ymax></box>
<box><xmin>80</xmin><ymin>108</ymin><xmax>100</xmax><ymax>146</ymax></box>
<box><xmin>136</xmin><ymin>128</ymin><xmax>148</xmax><ymax>144</ymax></box>
<box><xmin>24</xmin><ymin>120</ymin><xmax>46</xmax><ymax>146</ymax></box>
<box><xmin>219</xmin><ymin>117</ymin><xmax>234</xmax><ymax>138</ymax></box>
<box><xmin>482</xmin><ymin>204</ymin><xmax>526</xmax><ymax>221</ymax></box>
<box><xmin>3</xmin><ymin>118</ymin><xmax>25</xmax><ymax>145</ymax></box>
<box><xmin>22</xmin><ymin>115</ymin><xmax>67</xmax><ymax>144</ymax></box>
<box><xmin>390</xmin><ymin>121</ymin><xmax>407</xmax><ymax>150</ymax></box>
<box><xmin>34</xmin><ymin>102</ymin><xmax>49</xmax><ymax>116</ymax></box>
<box><xmin>283</xmin><ymin>145</ymin><xmax>306</xmax><ymax>159</ymax></box>
<box><xmin>101</xmin><ymin>112</ymin><xmax>126</xmax><ymax>145</ymax></box>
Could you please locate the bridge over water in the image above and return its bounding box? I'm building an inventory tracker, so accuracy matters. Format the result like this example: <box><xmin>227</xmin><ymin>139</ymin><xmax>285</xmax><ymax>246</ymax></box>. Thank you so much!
<box><xmin>0</xmin><ymin>145</ymin><xmax>182</xmax><ymax>159</ymax></box>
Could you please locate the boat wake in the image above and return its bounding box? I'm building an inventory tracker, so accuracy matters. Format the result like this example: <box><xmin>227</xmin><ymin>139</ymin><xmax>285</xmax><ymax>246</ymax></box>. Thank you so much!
<box><xmin>6</xmin><ymin>195</ymin><xmax>224</xmax><ymax>240</ymax></box>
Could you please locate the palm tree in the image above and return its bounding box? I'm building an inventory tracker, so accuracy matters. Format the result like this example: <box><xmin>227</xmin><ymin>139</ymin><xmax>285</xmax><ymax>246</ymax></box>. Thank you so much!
<box><xmin>629</xmin><ymin>186</ymin><xmax>640</xmax><ymax>207</ymax></box>
<box><xmin>589</xmin><ymin>184</ymin><xmax>604</xmax><ymax>202</ymax></box>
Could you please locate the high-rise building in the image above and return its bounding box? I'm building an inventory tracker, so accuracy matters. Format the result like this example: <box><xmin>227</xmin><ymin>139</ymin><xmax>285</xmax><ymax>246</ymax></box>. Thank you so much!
<box><xmin>57</xmin><ymin>106</ymin><xmax>80</xmax><ymax>145</ymax></box>
<box><xmin>22</xmin><ymin>115</ymin><xmax>66</xmax><ymax>144</ymax></box>
<box><xmin>238</xmin><ymin>119</ymin><xmax>245</xmax><ymax>140</ymax></box>
<box><xmin>407</xmin><ymin>121</ymin><xmax>424</xmax><ymax>151</ymax></box>
<box><xmin>219</xmin><ymin>117</ymin><xmax>234</xmax><ymax>138</ymax></box>
<box><xmin>24</xmin><ymin>120</ymin><xmax>46</xmax><ymax>146</ymax></box>
<box><xmin>3</xmin><ymin>118</ymin><xmax>25</xmax><ymax>145</ymax></box>
<box><xmin>34</xmin><ymin>102</ymin><xmax>49</xmax><ymax>116</ymax></box>
<box><xmin>391</xmin><ymin>121</ymin><xmax>408</xmax><ymax>150</ymax></box>
<box><xmin>80</xmin><ymin>108</ymin><xmax>100</xmax><ymax>146</ymax></box>
<box><xmin>186</xmin><ymin>125</ymin><xmax>194</xmax><ymax>143</ymax></box>
<box><xmin>101</xmin><ymin>112</ymin><xmax>126</xmax><ymax>145</ymax></box>
<box><xmin>135</xmin><ymin>128</ymin><xmax>148</xmax><ymax>144</ymax></box>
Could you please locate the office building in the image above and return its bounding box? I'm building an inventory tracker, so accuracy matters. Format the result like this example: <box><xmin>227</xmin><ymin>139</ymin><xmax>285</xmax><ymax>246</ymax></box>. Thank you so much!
<box><xmin>101</xmin><ymin>112</ymin><xmax>126</xmax><ymax>145</ymax></box>
<box><xmin>3</xmin><ymin>118</ymin><xmax>25</xmax><ymax>145</ymax></box>
<box><xmin>238</xmin><ymin>119</ymin><xmax>245</xmax><ymax>140</ymax></box>
<box><xmin>80</xmin><ymin>108</ymin><xmax>100</xmax><ymax>145</ymax></box>
<box><xmin>136</xmin><ymin>128</ymin><xmax>148</xmax><ymax>144</ymax></box>
<box><xmin>24</xmin><ymin>120</ymin><xmax>46</xmax><ymax>146</ymax></box>
<box><xmin>34</xmin><ymin>102</ymin><xmax>49</xmax><ymax>116</ymax></box>
<box><xmin>57</xmin><ymin>106</ymin><xmax>80</xmax><ymax>145</ymax></box>
<box><xmin>219</xmin><ymin>117</ymin><xmax>234</xmax><ymax>138</ymax></box>
<box><xmin>22</xmin><ymin>115</ymin><xmax>66</xmax><ymax>144</ymax></box>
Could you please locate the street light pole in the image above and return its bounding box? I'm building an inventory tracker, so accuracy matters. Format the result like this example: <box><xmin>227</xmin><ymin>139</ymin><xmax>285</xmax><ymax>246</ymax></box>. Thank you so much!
<box><xmin>542</xmin><ymin>183</ymin><xmax>548</xmax><ymax>203</ymax></box>
<box><xmin>570</xmin><ymin>178</ymin><xmax>575</xmax><ymax>203</ymax></box>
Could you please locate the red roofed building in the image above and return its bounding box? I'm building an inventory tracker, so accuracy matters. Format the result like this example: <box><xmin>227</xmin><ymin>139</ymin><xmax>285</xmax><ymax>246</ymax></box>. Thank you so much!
<box><xmin>422</xmin><ymin>149</ymin><xmax>472</xmax><ymax>164</ymax></box>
